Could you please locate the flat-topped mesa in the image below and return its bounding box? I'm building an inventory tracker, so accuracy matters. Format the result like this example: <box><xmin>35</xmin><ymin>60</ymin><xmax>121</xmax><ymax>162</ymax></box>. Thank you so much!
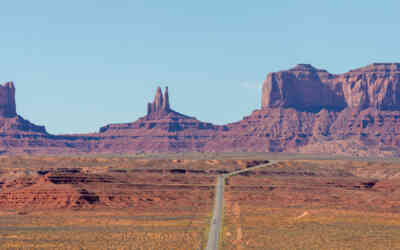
<box><xmin>262</xmin><ymin>63</ymin><xmax>400</xmax><ymax>112</ymax></box>
<box><xmin>0</xmin><ymin>82</ymin><xmax>17</xmax><ymax>118</ymax></box>
<box><xmin>262</xmin><ymin>64</ymin><xmax>344</xmax><ymax>112</ymax></box>
<box><xmin>146</xmin><ymin>86</ymin><xmax>171</xmax><ymax>118</ymax></box>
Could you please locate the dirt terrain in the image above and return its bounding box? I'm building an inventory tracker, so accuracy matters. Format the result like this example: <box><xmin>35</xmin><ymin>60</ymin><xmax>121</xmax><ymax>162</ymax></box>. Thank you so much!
<box><xmin>223</xmin><ymin>160</ymin><xmax>400</xmax><ymax>249</ymax></box>
<box><xmin>0</xmin><ymin>156</ymin><xmax>264</xmax><ymax>249</ymax></box>
<box><xmin>0</xmin><ymin>155</ymin><xmax>400</xmax><ymax>249</ymax></box>
<box><xmin>0</xmin><ymin>156</ymin><xmax>261</xmax><ymax>210</ymax></box>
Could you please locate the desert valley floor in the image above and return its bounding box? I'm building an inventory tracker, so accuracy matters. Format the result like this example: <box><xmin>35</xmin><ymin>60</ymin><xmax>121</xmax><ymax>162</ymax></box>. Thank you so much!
<box><xmin>0</xmin><ymin>153</ymin><xmax>399</xmax><ymax>249</ymax></box>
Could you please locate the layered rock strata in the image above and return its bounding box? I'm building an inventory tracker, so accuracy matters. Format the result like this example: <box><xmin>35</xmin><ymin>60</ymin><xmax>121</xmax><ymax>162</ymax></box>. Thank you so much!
<box><xmin>0</xmin><ymin>64</ymin><xmax>399</xmax><ymax>157</ymax></box>
<box><xmin>96</xmin><ymin>86</ymin><xmax>219</xmax><ymax>153</ymax></box>
<box><xmin>262</xmin><ymin>63</ymin><xmax>400</xmax><ymax>112</ymax></box>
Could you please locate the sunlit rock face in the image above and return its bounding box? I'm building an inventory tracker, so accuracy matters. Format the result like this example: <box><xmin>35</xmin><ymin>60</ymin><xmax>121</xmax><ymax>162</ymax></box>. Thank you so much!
<box><xmin>262</xmin><ymin>63</ymin><xmax>400</xmax><ymax>112</ymax></box>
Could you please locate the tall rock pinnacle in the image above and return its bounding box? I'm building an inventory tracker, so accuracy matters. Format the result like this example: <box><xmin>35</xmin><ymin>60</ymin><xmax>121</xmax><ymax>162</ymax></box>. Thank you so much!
<box><xmin>0</xmin><ymin>82</ymin><xmax>17</xmax><ymax>118</ymax></box>
<box><xmin>153</xmin><ymin>87</ymin><xmax>163</xmax><ymax>112</ymax></box>
<box><xmin>147</xmin><ymin>86</ymin><xmax>171</xmax><ymax>117</ymax></box>
<box><xmin>162</xmin><ymin>86</ymin><xmax>170</xmax><ymax>111</ymax></box>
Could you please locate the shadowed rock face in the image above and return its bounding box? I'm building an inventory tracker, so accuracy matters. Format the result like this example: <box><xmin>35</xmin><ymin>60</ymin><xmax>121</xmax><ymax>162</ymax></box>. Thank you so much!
<box><xmin>262</xmin><ymin>63</ymin><xmax>400</xmax><ymax>112</ymax></box>
<box><xmin>0</xmin><ymin>82</ymin><xmax>17</xmax><ymax>118</ymax></box>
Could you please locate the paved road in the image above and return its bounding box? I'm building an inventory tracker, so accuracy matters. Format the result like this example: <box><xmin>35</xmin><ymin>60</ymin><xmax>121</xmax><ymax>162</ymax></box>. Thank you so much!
<box><xmin>226</xmin><ymin>160</ymin><xmax>279</xmax><ymax>176</ymax></box>
<box><xmin>205</xmin><ymin>175</ymin><xmax>224</xmax><ymax>250</ymax></box>
<box><xmin>205</xmin><ymin>160</ymin><xmax>279</xmax><ymax>250</ymax></box>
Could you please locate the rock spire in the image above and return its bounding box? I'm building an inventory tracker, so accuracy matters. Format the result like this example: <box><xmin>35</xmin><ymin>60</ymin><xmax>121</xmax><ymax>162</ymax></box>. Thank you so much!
<box><xmin>0</xmin><ymin>81</ymin><xmax>17</xmax><ymax>117</ymax></box>
<box><xmin>147</xmin><ymin>86</ymin><xmax>171</xmax><ymax>116</ymax></box>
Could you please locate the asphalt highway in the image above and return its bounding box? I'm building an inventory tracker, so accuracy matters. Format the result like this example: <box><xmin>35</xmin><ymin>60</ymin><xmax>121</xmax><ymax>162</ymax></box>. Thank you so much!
<box><xmin>205</xmin><ymin>160</ymin><xmax>279</xmax><ymax>250</ymax></box>
<box><xmin>205</xmin><ymin>175</ymin><xmax>224</xmax><ymax>250</ymax></box>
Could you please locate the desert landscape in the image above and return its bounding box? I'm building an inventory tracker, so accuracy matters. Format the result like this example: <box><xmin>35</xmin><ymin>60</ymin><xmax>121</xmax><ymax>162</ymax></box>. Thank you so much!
<box><xmin>2</xmin><ymin>1</ymin><xmax>400</xmax><ymax>249</ymax></box>
<box><xmin>0</xmin><ymin>62</ymin><xmax>400</xmax><ymax>249</ymax></box>
<box><xmin>0</xmin><ymin>155</ymin><xmax>218</xmax><ymax>249</ymax></box>
<box><xmin>0</xmin><ymin>155</ymin><xmax>399</xmax><ymax>249</ymax></box>
<box><xmin>223</xmin><ymin>159</ymin><xmax>400</xmax><ymax>249</ymax></box>
<box><xmin>0</xmin><ymin>63</ymin><xmax>400</xmax><ymax>157</ymax></box>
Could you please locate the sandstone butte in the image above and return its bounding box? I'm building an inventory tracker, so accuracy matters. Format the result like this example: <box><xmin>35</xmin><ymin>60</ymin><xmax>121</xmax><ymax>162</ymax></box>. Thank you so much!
<box><xmin>0</xmin><ymin>63</ymin><xmax>399</xmax><ymax>157</ymax></box>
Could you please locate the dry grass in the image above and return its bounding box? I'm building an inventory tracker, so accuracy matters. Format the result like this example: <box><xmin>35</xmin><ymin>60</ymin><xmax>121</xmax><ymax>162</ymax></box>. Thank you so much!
<box><xmin>223</xmin><ymin>206</ymin><xmax>400</xmax><ymax>249</ymax></box>
<box><xmin>223</xmin><ymin>159</ymin><xmax>400</xmax><ymax>249</ymax></box>
<box><xmin>0</xmin><ymin>155</ymin><xmax>221</xmax><ymax>249</ymax></box>
<box><xmin>0</xmin><ymin>209</ymin><xmax>210</xmax><ymax>249</ymax></box>
<box><xmin>1</xmin><ymin>156</ymin><xmax>400</xmax><ymax>249</ymax></box>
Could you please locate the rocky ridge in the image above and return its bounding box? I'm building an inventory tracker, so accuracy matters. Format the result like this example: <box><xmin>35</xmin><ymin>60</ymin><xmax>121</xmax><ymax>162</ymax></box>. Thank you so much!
<box><xmin>0</xmin><ymin>63</ymin><xmax>399</xmax><ymax>156</ymax></box>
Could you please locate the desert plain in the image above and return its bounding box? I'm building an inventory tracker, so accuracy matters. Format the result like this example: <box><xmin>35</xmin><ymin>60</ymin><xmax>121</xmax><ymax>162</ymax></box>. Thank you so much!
<box><xmin>0</xmin><ymin>153</ymin><xmax>399</xmax><ymax>249</ymax></box>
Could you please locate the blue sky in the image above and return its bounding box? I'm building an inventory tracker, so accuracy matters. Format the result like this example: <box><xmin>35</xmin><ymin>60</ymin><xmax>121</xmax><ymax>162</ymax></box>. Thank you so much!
<box><xmin>0</xmin><ymin>1</ymin><xmax>399</xmax><ymax>134</ymax></box>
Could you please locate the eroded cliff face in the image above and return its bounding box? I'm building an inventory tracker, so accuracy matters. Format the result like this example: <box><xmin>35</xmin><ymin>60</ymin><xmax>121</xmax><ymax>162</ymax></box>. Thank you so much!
<box><xmin>262</xmin><ymin>63</ymin><xmax>400</xmax><ymax>112</ymax></box>
<box><xmin>262</xmin><ymin>64</ymin><xmax>346</xmax><ymax>111</ymax></box>
<box><xmin>340</xmin><ymin>63</ymin><xmax>400</xmax><ymax>110</ymax></box>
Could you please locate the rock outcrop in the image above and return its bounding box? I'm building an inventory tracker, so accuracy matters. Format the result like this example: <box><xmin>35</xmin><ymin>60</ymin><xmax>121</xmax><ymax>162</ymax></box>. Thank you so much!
<box><xmin>262</xmin><ymin>63</ymin><xmax>400</xmax><ymax>112</ymax></box>
<box><xmin>0</xmin><ymin>81</ymin><xmax>47</xmax><ymax>133</ymax></box>
<box><xmin>262</xmin><ymin>64</ymin><xmax>346</xmax><ymax>112</ymax></box>
<box><xmin>340</xmin><ymin>63</ymin><xmax>400</xmax><ymax>110</ymax></box>
<box><xmin>0</xmin><ymin>82</ymin><xmax>17</xmax><ymax>118</ymax></box>
<box><xmin>95</xmin><ymin>86</ymin><xmax>220</xmax><ymax>153</ymax></box>
<box><xmin>0</xmin><ymin>64</ymin><xmax>400</xmax><ymax>157</ymax></box>
<box><xmin>147</xmin><ymin>87</ymin><xmax>171</xmax><ymax>118</ymax></box>
<box><xmin>0</xmin><ymin>81</ymin><xmax>52</xmax><ymax>154</ymax></box>
<box><xmin>0</xmin><ymin>81</ymin><xmax>47</xmax><ymax>135</ymax></box>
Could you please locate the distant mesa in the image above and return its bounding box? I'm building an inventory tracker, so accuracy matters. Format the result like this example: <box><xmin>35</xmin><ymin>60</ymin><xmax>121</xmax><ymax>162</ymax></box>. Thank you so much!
<box><xmin>0</xmin><ymin>64</ymin><xmax>399</xmax><ymax>157</ymax></box>
<box><xmin>262</xmin><ymin>63</ymin><xmax>400</xmax><ymax>112</ymax></box>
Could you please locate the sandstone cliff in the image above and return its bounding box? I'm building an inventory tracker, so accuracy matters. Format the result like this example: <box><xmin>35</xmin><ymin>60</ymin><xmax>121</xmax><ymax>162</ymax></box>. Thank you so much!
<box><xmin>262</xmin><ymin>63</ymin><xmax>400</xmax><ymax>112</ymax></box>
<box><xmin>0</xmin><ymin>64</ymin><xmax>399</xmax><ymax>157</ymax></box>
<box><xmin>340</xmin><ymin>63</ymin><xmax>400</xmax><ymax>110</ymax></box>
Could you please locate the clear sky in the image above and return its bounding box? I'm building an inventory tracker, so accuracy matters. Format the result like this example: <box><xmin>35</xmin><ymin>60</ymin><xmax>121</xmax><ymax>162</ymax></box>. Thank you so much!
<box><xmin>0</xmin><ymin>1</ymin><xmax>399</xmax><ymax>134</ymax></box>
